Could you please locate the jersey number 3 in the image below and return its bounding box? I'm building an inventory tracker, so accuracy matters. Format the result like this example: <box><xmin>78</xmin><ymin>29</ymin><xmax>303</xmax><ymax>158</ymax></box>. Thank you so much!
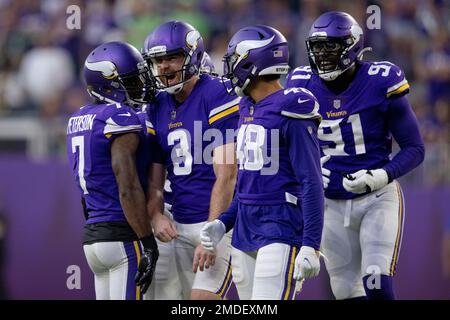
<box><xmin>168</xmin><ymin>130</ymin><xmax>193</xmax><ymax>175</ymax></box>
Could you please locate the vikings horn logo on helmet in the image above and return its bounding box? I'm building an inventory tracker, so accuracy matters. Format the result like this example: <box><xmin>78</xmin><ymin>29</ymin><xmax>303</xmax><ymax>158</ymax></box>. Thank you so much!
<box><xmin>85</xmin><ymin>60</ymin><xmax>119</xmax><ymax>79</ymax></box>
<box><xmin>235</xmin><ymin>35</ymin><xmax>275</xmax><ymax>57</ymax></box>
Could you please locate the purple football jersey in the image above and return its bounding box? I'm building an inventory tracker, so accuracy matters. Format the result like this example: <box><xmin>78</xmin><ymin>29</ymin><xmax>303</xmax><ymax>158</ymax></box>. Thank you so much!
<box><xmin>66</xmin><ymin>102</ymin><xmax>150</xmax><ymax>224</ymax></box>
<box><xmin>148</xmin><ymin>74</ymin><xmax>240</xmax><ymax>223</ymax></box>
<box><xmin>286</xmin><ymin>61</ymin><xmax>411</xmax><ymax>199</ymax></box>
<box><xmin>236</xmin><ymin>88</ymin><xmax>321</xmax><ymax>204</ymax></box>
<box><xmin>232</xmin><ymin>88</ymin><xmax>323</xmax><ymax>250</ymax></box>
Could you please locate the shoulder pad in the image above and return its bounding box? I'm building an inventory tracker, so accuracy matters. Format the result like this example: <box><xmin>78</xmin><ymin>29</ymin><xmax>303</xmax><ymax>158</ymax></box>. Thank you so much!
<box><xmin>103</xmin><ymin>103</ymin><xmax>142</xmax><ymax>137</ymax></box>
<box><xmin>286</xmin><ymin>66</ymin><xmax>313</xmax><ymax>87</ymax></box>
<box><xmin>368</xmin><ymin>61</ymin><xmax>410</xmax><ymax>98</ymax></box>
<box><xmin>280</xmin><ymin>87</ymin><xmax>321</xmax><ymax>121</ymax></box>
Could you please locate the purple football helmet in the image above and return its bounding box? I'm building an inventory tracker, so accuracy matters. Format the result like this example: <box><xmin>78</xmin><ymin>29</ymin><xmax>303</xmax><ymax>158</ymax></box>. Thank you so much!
<box><xmin>83</xmin><ymin>41</ymin><xmax>155</xmax><ymax>105</ymax></box>
<box><xmin>142</xmin><ymin>21</ymin><xmax>205</xmax><ymax>94</ymax></box>
<box><xmin>306</xmin><ymin>11</ymin><xmax>368</xmax><ymax>81</ymax></box>
<box><xmin>200</xmin><ymin>52</ymin><xmax>218</xmax><ymax>76</ymax></box>
<box><xmin>223</xmin><ymin>25</ymin><xmax>289</xmax><ymax>97</ymax></box>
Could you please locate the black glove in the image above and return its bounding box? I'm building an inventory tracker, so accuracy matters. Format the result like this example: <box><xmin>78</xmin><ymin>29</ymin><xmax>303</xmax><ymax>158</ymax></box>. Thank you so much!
<box><xmin>135</xmin><ymin>235</ymin><xmax>159</xmax><ymax>295</ymax></box>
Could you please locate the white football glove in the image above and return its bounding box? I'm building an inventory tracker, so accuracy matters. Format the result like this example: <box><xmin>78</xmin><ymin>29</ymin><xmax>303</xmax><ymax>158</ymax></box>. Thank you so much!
<box><xmin>200</xmin><ymin>219</ymin><xmax>226</xmax><ymax>252</ymax></box>
<box><xmin>342</xmin><ymin>168</ymin><xmax>388</xmax><ymax>194</ymax></box>
<box><xmin>293</xmin><ymin>246</ymin><xmax>320</xmax><ymax>280</ymax></box>
<box><xmin>320</xmin><ymin>155</ymin><xmax>331</xmax><ymax>189</ymax></box>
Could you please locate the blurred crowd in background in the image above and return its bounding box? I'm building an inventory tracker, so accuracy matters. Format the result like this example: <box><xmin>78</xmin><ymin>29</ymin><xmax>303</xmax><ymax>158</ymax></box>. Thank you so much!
<box><xmin>0</xmin><ymin>0</ymin><xmax>448</xmax><ymax>185</ymax></box>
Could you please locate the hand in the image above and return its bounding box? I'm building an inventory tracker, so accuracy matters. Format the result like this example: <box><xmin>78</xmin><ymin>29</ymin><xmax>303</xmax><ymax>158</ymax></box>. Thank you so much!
<box><xmin>320</xmin><ymin>155</ymin><xmax>331</xmax><ymax>189</ymax></box>
<box><xmin>135</xmin><ymin>236</ymin><xmax>159</xmax><ymax>295</ymax></box>
<box><xmin>342</xmin><ymin>168</ymin><xmax>388</xmax><ymax>194</ymax></box>
<box><xmin>152</xmin><ymin>213</ymin><xmax>178</xmax><ymax>242</ymax></box>
<box><xmin>200</xmin><ymin>219</ymin><xmax>226</xmax><ymax>252</ymax></box>
<box><xmin>293</xmin><ymin>246</ymin><xmax>320</xmax><ymax>280</ymax></box>
<box><xmin>192</xmin><ymin>244</ymin><xmax>216</xmax><ymax>273</ymax></box>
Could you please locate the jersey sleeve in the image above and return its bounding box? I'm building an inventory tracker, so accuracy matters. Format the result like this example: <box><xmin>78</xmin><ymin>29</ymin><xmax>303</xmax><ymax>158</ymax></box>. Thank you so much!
<box><xmin>103</xmin><ymin>103</ymin><xmax>142</xmax><ymax>139</ymax></box>
<box><xmin>279</xmin><ymin>87</ymin><xmax>322</xmax><ymax>122</ymax></box>
<box><xmin>370</xmin><ymin>61</ymin><xmax>410</xmax><ymax>99</ymax></box>
<box><xmin>142</xmin><ymin>105</ymin><xmax>165</xmax><ymax>164</ymax></box>
<box><xmin>385</xmin><ymin>63</ymin><xmax>410</xmax><ymax>99</ymax></box>
<box><xmin>206</xmin><ymin>78</ymin><xmax>240</xmax><ymax>136</ymax></box>
<box><xmin>285</xmin><ymin>66</ymin><xmax>313</xmax><ymax>88</ymax></box>
<box><xmin>218</xmin><ymin>195</ymin><xmax>238</xmax><ymax>233</ymax></box>
<box><xmin>283</xmin><ymin>117</ymin><xmax>324</xmax><ymax>250</ymax></box>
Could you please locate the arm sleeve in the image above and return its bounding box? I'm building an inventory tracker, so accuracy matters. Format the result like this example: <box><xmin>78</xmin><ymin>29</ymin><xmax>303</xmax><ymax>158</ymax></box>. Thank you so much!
<box><xmin>103</xmin><ymin>105</ymin><xmax>142</xmax><ymax>139</ymax></box>
<box><xmin>218</xmin><ymin>195</ymin><xmax>238</xmax><ymax>232</ymax></box>
<box><xmin>211</xmin><ymin>113</ymin><xmax>239</xmax><ymax>142</ymax></box>
<box><xmin>284</xmin><ymin>118</ymin><xmax>324</xmax><ymax>250</ymax></box>
<box><xmin>208</xmin><ymin>95</ymin><xmax>240</xmax><ymax>139</ymax></box>
<box><xmin>383</xmin><ymin>95</ymin><xmax>425</xmax><ymax>181</ymax></box>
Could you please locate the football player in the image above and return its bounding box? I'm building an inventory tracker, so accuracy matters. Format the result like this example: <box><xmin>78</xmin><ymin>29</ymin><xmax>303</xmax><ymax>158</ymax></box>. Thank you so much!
<box><xmin>200</xmin><ymin>25</ymin><xmax>324</xmax><ymax>300</ymax></box>
<box><xmin>67</xmin><ymin>41</ymin><xmax>158</xmax><ymax>300</ymax></box>
<box><xmin>142</xmin><ymin>21</ymin><xmax>239</xmax><ymax>300</ymax></box>
<box><xmin>146</xmin><ymin>51</ymin><xmax>219</xmax><ymax>300</ymax></box>
<box><xmin>286</xmin><ymin>12</ymin><xmax>425</xmax><ymax>300</ymax></box>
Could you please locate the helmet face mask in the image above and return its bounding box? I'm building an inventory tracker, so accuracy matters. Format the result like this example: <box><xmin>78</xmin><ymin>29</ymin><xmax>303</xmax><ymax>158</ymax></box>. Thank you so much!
<box><xmin>84</xmin><ymin>42</ymin><xmax>156</xmax><ymax>105</ymax></box>
<box><xmin>119</xmin><ymin>61</ymin><xmax>155</xmax><ymax>104</ymax></box>
<box><xmin>223</xmin><ymin>25</ymin><xmax>290</xmax><ymax>97</ymax></box>
<box><xmin>146</xmin><ymin>51</ymin><xmax>189</xmax><ymax>95</ymax></box>
<box><xmin>306</xmin><ymin>11</ymin><xmax>367</xmax><ymax>81</ymax></box>
<box><xmin>142</xmin><ymin>21</ymin><xmax>204</xmax><ymax>95</ymax></box>
<box><xmin>222</xmin><ymin>51</ymin><xmax>252</xmax><ymax>96</ymax></box>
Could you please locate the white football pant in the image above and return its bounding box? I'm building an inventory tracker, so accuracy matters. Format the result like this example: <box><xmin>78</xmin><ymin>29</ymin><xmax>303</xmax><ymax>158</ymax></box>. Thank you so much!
<box><xmin>321</xmin><ymin>181</ymin><xmax>405</xmax><ymax>299</ymax></box>
<box><xmin>145</xmin><ymin>207</ymin><xmax>184</xmax><ymax>300</ymax></box>
<box><xmin>231</xmin><ymin>243</ymin><xmax>301</xmax><ymax>300</ymax></box>
<box><xmin>83</xmin><ymin>240</ymin><xmax>143</xmax><ymax>300</ymax></box>
<box><xmin>173</xmin><ymin>220</ymin><xmax>233</xmax><ymax>299</ymax></box>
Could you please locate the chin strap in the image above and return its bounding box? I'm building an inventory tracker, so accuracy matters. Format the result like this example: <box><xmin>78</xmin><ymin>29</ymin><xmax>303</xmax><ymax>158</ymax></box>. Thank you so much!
<box><xmin>163</xmin><ymin>75</ymin><xmax>198</xmax><ymax>95</ymax></box>
<box><xmin>88</xmin><ymin>90</ymin><xmax>120</xmax><ymax>104</ymax></box>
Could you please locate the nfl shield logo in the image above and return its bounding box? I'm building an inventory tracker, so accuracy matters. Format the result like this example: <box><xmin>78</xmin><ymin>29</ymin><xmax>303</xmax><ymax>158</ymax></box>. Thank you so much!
<box><xmin>171</xmin><ymin>110</ymin><xmax>177</xmax><ymax>120</ymax></box>
<box><xmin>249</xmin><ymin>106</ymin><xmax>254</xmax><ymax>115</ymax></box>
<box><xmin>333</xmin><ymin>99</ymin><xmax>341</xmax><ymax>109</ymax></box>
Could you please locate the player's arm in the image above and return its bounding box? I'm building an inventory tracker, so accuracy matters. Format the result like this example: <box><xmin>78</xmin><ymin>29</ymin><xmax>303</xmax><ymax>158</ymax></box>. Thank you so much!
<box><xmin>285</xmin><ymin>118</ymin><xmax>324</xmax><ymax>250</ymax></box>
<box><xmin>383</xmin><ymin>95</ymin><xmax>425</xmax><ymax>181</ymax></box>
<box><xmin>206</xmin><ymin>94</ymin><xmax>240</xmax><ymax>221</ymax></box>
<box><xmin>285</xmin><ymin>117</ymin><xmax>324</xmax><ymax>280</ymax></box>
<box><xmin>193</xmin><ymin>142</ymin><xmax>237</xmax><ymax>273</ymax></box>
<box><xmin>209</xmin><ymin>142</ymin><xmax>237</xmax><ymax>221</ymax></box>
<box><xmin>147</xmin><ymin>162</ymin><xmax>178</xmax><ymax>242</ymax></box>
<box><xmin>111</xmin><ymin>132</ymin><xmax>158</xmax><ymax>294</ymax></box>
<box><xmin>343</xmin><ymin>95</ymin><xmax>425</xmax><ymax>193</ymax></box>
<box><xmin>280</xmin><ymin>90</ymin><xmax>324</xmax><ymax>279</ymax></box>
<box><xmin>194</xmin><ymin>95</ymin><xmax>239</xmax><ymax>272</ymax></box>
<box><xmin>147</xmin><ymin>162</ymin><xmax>165</xmax><ymax>219</ymax></box>
<box><xmin>111</xmin><ymin>132</ymin><xmax>152</xmax><ymax>239</ymax></box>
<box><xmin>201</xmin><ymin>195</ymin><xmax>238</xmax><ymax>252</ymax></box>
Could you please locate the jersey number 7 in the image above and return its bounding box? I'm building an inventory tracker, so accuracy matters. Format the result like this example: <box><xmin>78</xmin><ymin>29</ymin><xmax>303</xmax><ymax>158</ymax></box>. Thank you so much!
<box><xmin>71</xmin><ymin>136</ymin><xmax>89</xmax><ymax>194</ymax></box>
